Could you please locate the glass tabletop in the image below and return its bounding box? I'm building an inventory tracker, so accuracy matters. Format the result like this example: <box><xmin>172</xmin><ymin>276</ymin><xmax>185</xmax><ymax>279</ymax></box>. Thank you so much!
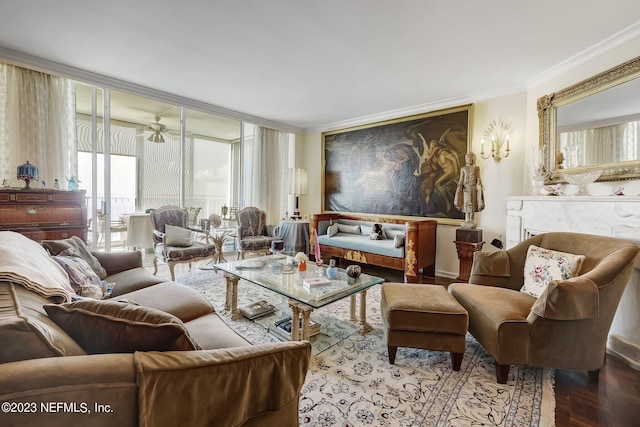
<box><xmin>214</xmin><ymin>255</ymin><xmax>384</xmax><ymax>309</ymax></box>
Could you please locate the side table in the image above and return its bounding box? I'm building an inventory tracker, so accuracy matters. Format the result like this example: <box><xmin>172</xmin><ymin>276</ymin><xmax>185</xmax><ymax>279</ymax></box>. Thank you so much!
<box><xmin>278</xmin><ymin>220</ymin><xmax>310</xmax><ymax>254</ymax></box>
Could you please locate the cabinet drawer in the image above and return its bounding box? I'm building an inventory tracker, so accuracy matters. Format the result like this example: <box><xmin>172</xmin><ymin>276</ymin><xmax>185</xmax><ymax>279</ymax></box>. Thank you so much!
<box><xmin>19</xmin><ymin>228</ymin><xmax>86</xmax><ymax>242</ymax></box>
<box><xmin>0</xmin><ymin>206</ymin><xmax>83</xmax><ymax>227</ymax></box>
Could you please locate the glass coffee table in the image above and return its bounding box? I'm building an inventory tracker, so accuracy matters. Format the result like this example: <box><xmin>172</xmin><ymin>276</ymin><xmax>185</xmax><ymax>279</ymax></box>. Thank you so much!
<box><xmin>214</xmin><ymin>255</ymin><xmax>384</xmax><ymax>341</ymax></box>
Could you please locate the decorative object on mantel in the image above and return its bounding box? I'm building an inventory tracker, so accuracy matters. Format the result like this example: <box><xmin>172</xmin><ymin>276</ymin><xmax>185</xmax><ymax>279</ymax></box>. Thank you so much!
<box><xmin>540</xmin><ymin>183</ymin><xmax>563</xmax><ymax>196</ymax></box>
<box><xmin>17</xmin><ymin>160</ymin><xmax>39</xmax><ymax>189</ymax></box>
<box><xmin>2</xmin><ymin>178</ymin><xmax>11</xmax><ymax>188</ymax></box>
<box><xmin>480</xmin><ymin>119</ymin><xmax>514</xmax><ymax>162</ymax></box>
<box><xmin>53</xmin><ymin>179</ymin><xmax>60</xmax><ymax>190</ymax></box>
<box><xmin>611</xmin><ymin>186</ymin><xmax>625</xmax><ymax>196</ymax></box>
<box><xmin>563</xmin><ymin>169</ymin><xmax>602</xmax><ymax>196</ymax></box>
<box><xmin>66</xmin><ymin>175</ymin><xmax>79</xmax><ymax>191</ymax></box>
<box><xmin>532</xmin><ymin>146</ymin><xmax>547</xmax><ymax>195</ymax></box>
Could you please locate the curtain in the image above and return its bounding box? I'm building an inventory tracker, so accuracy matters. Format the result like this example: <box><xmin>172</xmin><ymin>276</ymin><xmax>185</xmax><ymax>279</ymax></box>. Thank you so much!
<box><xmin>0</xmin><ymin>64</ymin><xmax>76</xmax><ymax>186</ymax></box>
<box><xmin>243</xmin><ymin>125</ymin><xmax>289</xmax><ymax>223</ymax></box>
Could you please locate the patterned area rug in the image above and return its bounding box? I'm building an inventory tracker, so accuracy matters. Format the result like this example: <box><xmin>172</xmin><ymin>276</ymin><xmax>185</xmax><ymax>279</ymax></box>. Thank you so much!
<box><xmin>176</xmin><ymin>269</ymin><xmax>555</xmax><ymax>427</ymax></box>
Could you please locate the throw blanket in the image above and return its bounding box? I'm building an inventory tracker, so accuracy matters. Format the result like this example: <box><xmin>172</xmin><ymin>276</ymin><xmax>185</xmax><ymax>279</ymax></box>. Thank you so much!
<box><xmin>0</xmin><ymin>231</ymin><xmax>73</xmax><ymax>303</ymax></box>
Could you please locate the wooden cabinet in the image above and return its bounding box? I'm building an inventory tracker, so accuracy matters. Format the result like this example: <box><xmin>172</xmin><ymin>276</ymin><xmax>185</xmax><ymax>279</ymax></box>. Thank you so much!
<box><xmin>0</xmin><ymin>189</ymin><xmax>87</xmax><ymax>242</ymax></box>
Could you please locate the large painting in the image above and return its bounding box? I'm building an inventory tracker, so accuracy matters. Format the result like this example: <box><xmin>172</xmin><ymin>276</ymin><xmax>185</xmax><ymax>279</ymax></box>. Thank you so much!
<box><xmin>323</xmin><ymin>105</ymin><xmax>472</xmax><ymax>221</ymax></box>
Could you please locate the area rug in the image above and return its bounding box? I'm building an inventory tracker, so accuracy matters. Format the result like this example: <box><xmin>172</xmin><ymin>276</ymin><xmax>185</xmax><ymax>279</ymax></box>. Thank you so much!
<box><xmin>176</xmin><ymin>269</ymin><xmax>555</xmax><ymax>427</ymax></box>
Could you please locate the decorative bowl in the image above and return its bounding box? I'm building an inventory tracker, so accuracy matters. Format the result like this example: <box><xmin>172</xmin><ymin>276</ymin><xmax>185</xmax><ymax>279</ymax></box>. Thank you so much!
<box><xmin>346</xmin><ymin>265</ymin><xmax>362</xmax><ymax>278</ymax></box>
<box><xmin>563</xmin><ymin>169</ymin><xmax>602</xmax><ymax>196</ymax></box>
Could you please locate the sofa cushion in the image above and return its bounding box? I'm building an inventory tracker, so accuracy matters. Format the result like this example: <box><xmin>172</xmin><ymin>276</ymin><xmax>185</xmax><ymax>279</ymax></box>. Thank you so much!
<box><xmin>184</xmin><ymin>312</ymin><xmax>250</xmax><ymax>349</ymax></box>
<box><xmin>337</xmin><ymin>223</ymin><xmax>361</xmax><ymax>235</ymax></box>
<box><xmin>394</xmin><ymin>233</ymin><xmax>405</xmax><ymax>248</ymax></box>
<box><xmin>41</xmin><ymin>236</ymin><xmax>108</xmax><ymax>279</ymax></box>
<box><xmin>0</xmin><ymin>282</ymin><xmax>86</xmax><ymax>363</ymax></box>
<box><xmin>51</xmin><ymin>250</ymin><xmax>104</xmax><ymax>298</ymax></box>
<box><xmin>44</xmin><ymin>299</ymin><xmax>202</xmax><ymax>354</ymax></box>
<box><xmin>165</xmin><ymin>225</ymin><xmax>192</xmax><ymax>247</ymax></box>
<box><xmin>317</xmin><ymin>233</ymin><xmax>404</xmax><ymax>258</ymax></box>
<box><xmin>106</xmin><ymin>267</ymin><xmax>165</xmax><ymax>298</ymax></box>
<box><xmin>116</xmin><ymin>281</ymin><xmax>214</xmax><ymax>322</ymax></box>
<box><xmin>521</xmin><ymin>245</ymin><xmax>585</xmax><ymax>298</ymax></box>
<box><xmin>327</xmin><ymin>223</ymin><xmax>339</xmax><ymax>237</ymax></box>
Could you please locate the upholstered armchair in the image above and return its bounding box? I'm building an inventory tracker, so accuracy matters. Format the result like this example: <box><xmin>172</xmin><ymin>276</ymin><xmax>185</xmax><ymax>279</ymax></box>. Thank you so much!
<box><xmin>236</xmin><ymin>206</ymin><xmax>282</xmax><ymax>259</ymax></box>
<box><xmin>149</xmin><ymin>205</ymin><xmax>217</xmax><ymax>280</ymax></box>
<box><xmin>449</xmin><ymin>232</ymin><xmax>639</xmax><ymax>384</ymax></box>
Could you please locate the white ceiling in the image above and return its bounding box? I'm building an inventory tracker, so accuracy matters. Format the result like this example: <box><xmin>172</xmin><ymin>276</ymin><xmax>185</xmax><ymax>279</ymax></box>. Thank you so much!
<box><xmin>0</xmin><ymin>1</ymin><xmax>639</xmax><ymax>132</ymax></box>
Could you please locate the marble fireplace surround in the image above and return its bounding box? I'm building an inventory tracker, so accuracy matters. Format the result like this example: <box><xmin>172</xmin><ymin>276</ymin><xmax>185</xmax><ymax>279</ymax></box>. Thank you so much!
<box><xmin>507</xmin><ymin>196</ymin><xmax>640</xmax><ymax>371</ymax></box>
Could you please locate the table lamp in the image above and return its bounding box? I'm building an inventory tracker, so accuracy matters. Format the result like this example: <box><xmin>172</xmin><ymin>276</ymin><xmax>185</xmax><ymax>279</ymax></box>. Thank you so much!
<box><xmin>288</xmin><ymin>167</ymin><xmax>307</xmax><ymax>220</ymax></box>
<box><xmin>17</xmin><ymin>160</ymin><xmax>39</xmax><ymax>189</ymax></box>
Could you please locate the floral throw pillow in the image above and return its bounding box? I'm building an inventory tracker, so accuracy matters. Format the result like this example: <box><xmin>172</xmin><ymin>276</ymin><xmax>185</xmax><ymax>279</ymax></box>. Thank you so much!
<box><xmin>52</xmin><ymin>249</ymin><xmax>104</xmax><ymax>298</ymax></box>
<box><xmin>521</xmin><ymin>245</ymin><xmax>586</xmax><ymax>298</ymax></box>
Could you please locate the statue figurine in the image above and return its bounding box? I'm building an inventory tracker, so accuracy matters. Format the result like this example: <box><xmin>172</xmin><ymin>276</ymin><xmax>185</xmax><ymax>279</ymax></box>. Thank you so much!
<box><xmin>53</xmin><ymin>179</ymin><xmax>60</xmax><ymax>190</ymax></box>
<box><xmin>454</xmin><ymin>152</ymin><xmax>485</xmax><ymax>229</ymax></box>
<box><xmin>66</xmin><ymin>176</ymin><xmax>80</xmax><ymax>191</ymax></box>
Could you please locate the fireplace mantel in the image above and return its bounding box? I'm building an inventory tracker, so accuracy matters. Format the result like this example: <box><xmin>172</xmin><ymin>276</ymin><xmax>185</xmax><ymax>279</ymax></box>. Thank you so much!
<box><xmin>507</xmin><ymin>196</ymin><xmax>640</xmax><ymax>370</ymax></box>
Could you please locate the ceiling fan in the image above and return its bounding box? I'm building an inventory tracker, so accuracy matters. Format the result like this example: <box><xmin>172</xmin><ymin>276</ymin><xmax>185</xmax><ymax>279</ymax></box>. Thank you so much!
<box><xmin>146</xmin><ymin>115</ymin><xmax>168</xmax><ymax>143</ymax></box>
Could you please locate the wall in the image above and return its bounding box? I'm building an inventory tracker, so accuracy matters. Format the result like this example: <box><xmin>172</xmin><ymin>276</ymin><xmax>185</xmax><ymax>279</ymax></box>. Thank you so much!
<box><xmin>299</xmin><ymin>40</ymin><xmax>640</xmax><ymax>279</ymax></box>
<box><xmin>300</xmin><ymin>92</ymin><xmax>527</xmax><ymax>278</ymax></box>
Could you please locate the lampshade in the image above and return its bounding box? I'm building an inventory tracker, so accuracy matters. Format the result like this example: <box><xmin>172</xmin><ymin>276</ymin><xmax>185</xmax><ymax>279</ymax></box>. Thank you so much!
<box><xmin>17</xmin><ymin>160</ymin><xmax>39</xmax><ymax>189</ymax></box>
<box><xmin>288</xmin><ymin>168</ymin><xmax>308</xmax><ymax>195</ymax></box>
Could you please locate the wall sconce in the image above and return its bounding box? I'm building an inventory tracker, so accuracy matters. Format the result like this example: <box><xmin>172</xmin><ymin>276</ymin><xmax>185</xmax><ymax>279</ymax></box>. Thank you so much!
<box><xmin>480</xmin><ymin>120</ymin><xmax>514</xmax><ymax>162</ymax></box>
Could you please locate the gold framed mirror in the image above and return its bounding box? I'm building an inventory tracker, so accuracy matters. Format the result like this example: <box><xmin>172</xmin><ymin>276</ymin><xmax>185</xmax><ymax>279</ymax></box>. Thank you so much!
<box><xmin>538</xmin><ymin>56</ymin><xmax>640</xmax><ymax>183</ymax></box>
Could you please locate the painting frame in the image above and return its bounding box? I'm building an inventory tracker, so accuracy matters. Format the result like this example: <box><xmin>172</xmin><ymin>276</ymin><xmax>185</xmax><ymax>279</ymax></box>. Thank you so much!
<box><xmin>322</xmin><ymin>104</ymin><xmax>473</xmax><ymax>224</ymax></box>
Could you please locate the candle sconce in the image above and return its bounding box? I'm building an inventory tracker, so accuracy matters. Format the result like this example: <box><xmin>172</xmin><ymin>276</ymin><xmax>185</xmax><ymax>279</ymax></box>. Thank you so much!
<box><xmin>480</xmin><ymin>120</ymin><xmax>514</xmax><ymax>162</ymax></box>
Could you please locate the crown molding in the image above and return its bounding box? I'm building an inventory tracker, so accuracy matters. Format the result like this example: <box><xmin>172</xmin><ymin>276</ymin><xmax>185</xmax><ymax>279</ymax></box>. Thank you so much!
<box><xmin>0</xmin><ymin>46</ymin><xmax>303</xmax><ymax>134</ymax></box>
<box><xmin>310</xmin><ymin>84</ymin><xmax>525</xmax><ymax>134</ymax></box>
<box><xmin>526</xmin><ymin>20</ymin><xmax>640</xmax><ymax>89</ymax></box>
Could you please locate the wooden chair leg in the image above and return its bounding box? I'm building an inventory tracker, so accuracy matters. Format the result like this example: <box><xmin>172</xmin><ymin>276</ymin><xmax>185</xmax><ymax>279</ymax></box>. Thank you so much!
<box><xmin>588</xmin><ymin>369</ymin><xmax>600</xmax><ymax>383</ymax></box>
<box><xmin>496</xmin><ymin>363</ymin><xmax>510</xmax><ymax>384</ymax></box>
<box><xmin>153</xmin><ymin>258</ymin><xmax>158</xmax><ymax>276</ymax></box>
<box><xmin>169</xmin><ymin>263</ymin><xmax>176</xmax><ymax>281</ymax></box>
<box><xmin>451</xmin><ymin>352</ymin><xmax>463</xmax><ymax>371</ymax></box>
<box><xmin>388</xmin><ymin>346</ymin><xmax>398</xmax><ymax>364</ymax></box>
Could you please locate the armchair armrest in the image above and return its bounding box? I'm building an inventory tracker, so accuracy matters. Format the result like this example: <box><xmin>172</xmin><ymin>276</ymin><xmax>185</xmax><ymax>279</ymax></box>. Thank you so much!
<box><xmin>92</xmin><ymin>250</ymin><xmax>143</xmax><ymax>275</ymax></box>
<box><xmin>530</xmin><ymin>277</ymin><xmax>599</xmax><ymax>320</ymax></box>
<box><xmin>468</xmin><ymin>250</ymin><xmax>522</xmax><ymax>290</ymax></box>
<box><xmin>135</xmin><ymin>341</ymin><xmax>311</xmax><ymax>427</ymax></box>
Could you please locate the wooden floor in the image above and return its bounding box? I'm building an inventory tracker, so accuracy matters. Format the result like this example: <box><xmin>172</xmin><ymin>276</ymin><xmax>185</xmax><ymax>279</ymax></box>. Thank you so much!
<box><xmin>150</xmin><ymin>255</ymin><xmax>640</xmax><ymax>427</ymax></box>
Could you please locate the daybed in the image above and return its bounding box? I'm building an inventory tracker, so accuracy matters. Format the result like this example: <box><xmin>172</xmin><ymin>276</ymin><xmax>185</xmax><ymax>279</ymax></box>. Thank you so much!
<box><xmin>311</xmin><ymin>213</ymin><xmax>437</xmax><ymax>283</ymax></box>
<box><xmin>0</xmin><ymin>231</ymin><xmax>311</xmax><ymax>427</ymax></box>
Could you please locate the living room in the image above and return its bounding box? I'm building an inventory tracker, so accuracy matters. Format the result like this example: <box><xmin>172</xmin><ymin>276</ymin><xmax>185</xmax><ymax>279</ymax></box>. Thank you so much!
<box><xmin>2</xmin><ymin>2</ymin><xmax>640</xmax><ymax>426</ymax></box>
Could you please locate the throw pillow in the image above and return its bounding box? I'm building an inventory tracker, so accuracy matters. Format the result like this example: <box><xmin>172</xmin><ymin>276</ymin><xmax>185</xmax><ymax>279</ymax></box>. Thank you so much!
<box><xmin>41</xmin><ymin>235</ymin><xmax>107</xmax><ymax>279</ymax></box>
<box><xmin>165</xmin><ymin>224</ymin><xmax>192</xmax><ymax>247</ymax></box>
<box><xmin>52</xmin><ymin>249</ymin><xmax>104</xmax><ymax>298</ymax></box>
<box><xmin>520</xmin><ymin>245</ymin><xmax>586</xmax><ymax>298</ymax></box>
<box><xmin>337</xmin><ymin>224</ymin><xmax>361</xmax><ymax>235</ymax></box>
<box><xmin>327</xmin><ymin>223</ymin><xmax>339</xmax><ymax>237</ymax></box>
<box><xmin>360</xmin><ymin>225</ymin><xmax>373</xmax><ymax>236</ymax></box>
<box><xmin>394</xmin><ymin>233</ymin><xmax>405</xmax><ymax>248</ymax></box>
<box><xmin>44</xmin><ymin>299</ymin><xmax>202</xmax><ymax>354</ymax></box>
<box><xmin>384</xmin><ymin>228</ymin><xmax>403</xmax><ymax>239</ymax></box>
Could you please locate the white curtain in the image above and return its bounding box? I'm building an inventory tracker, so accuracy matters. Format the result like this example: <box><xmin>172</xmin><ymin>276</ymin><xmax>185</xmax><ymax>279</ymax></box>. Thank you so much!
<box><xmin>243</xmin><ymin>125</ymin><xmax>289</xmax><ymax>223</ymax></box>
<box><xmin>0</xmin><ymin>64</ymin><xmax>76</xmax><ymax>186</ymax></box>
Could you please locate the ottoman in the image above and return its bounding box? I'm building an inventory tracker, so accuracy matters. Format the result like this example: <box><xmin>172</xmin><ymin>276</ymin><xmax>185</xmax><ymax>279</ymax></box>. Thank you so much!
<box><xmin>381</xmin><ymin>283</ymin><xmax>469</xmax><ymax>370</ymax></box>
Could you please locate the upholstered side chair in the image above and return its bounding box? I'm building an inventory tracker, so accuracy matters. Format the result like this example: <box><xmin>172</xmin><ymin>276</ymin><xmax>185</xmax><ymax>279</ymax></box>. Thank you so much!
<box><xmin>236</xmin><ymin>206</ymin><xmax>282</xmax><ymax>259</ymax></box>
<box><xmin>149</xmin><ymin>205</ymin><xmax>217</xmax><ymax>280</ymax></box>
<box><xmin>449</xmin><ymin>232</ymin><xmax>639</xmax><ymax>384</ymax></box>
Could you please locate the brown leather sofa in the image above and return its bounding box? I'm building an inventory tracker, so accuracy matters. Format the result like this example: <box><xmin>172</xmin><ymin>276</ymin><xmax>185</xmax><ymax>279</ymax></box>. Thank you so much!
<box><xmin>449</xmin><ymin>232</ymin><xmax>639</xmax><ymax>384</ymax></box>
<box><xmin>0</xmin><ymin>233</ymin><xmax>311</xmax><ymax>426</ymax></box>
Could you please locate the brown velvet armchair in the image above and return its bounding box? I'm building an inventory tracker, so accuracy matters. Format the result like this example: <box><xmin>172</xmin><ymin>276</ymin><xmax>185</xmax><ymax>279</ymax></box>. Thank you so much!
<box><xmin>449</xmin><ymin>232</ymin><xmax>639</xmax><ymax>384</ymax></box>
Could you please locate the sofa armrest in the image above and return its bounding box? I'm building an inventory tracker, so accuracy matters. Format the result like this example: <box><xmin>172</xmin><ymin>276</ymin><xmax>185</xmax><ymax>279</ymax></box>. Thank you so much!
<box><xmin>135</xmin><ymin>341</ymin><xmax>311</xmax><ymax>427</ymax></box>
<box><xmin>530</xmin><ymin>277</ymin><xmax>599</xmax><ymax>320</ymax></box>
<box><xmin>0</xmin><ymin>354</ymin><xmax>138</xmax><ymax>426</ymax></box>
<box><xmin>92</xmin><ymin>251</ymin><xmax>143</xmax><ymax>275</ymax></box>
